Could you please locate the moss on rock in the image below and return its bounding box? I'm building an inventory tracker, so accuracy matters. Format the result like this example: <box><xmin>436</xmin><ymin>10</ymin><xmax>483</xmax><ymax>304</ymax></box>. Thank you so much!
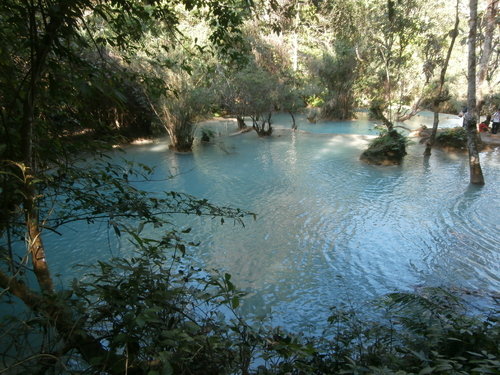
<box><xmin>360</xmin><ymin>130</ymin><xmax>409</xmax><ymax>165</ymax></box>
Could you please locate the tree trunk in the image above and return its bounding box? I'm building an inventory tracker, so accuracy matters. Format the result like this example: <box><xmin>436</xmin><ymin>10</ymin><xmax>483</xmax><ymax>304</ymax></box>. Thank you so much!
<box><xmin>6</xmin><ymin>4</ymin><xmax>148</xmax><ymax>371</ymax></box>
<box><xmin>467</xmin><ymin>0</ymin><xmax>485</xmax><ymax>185</ymax></box>
<box><xmin>19</xmin><ymin>3</ymin><xmax>76</xmax><ymax>295</ymax></box>
<box><xmin>236</xmin><ymin>115</ymin><xmax>247</xmax><ymax>130</ymax></box>
<box><xmin>371</xmin><ymin>104</ymin><xmax>393</xmax><ymax>130</ymax></box>
<box><xmin>167</xmin><ymin>126</ymin><xmax>194</xmax><ymax>152</ymax></box>
<box><xmin>165</xmin><ymin>116</ymin><xmax>195</xmax><ymax>152</ymax></box>
<box><xmin>396</xmin><ymin>96</ymin><xmax>423</xmax><ymax>122</ymax></box>
<box><xmin>252</xmin><ymin>112</ymin><xmax>273</xmax><ymax>136</ymax></box>
<box><xmin>476</xmin><ymin>0</ymin><xmax>498</xmax><ymax>114</ymax></box>
<box><xmin>423</xmin><ymin>0</ymin><xmax>460</xmax><ymax>156</ymax></box>
<box><xmin>289</xmin><ymin>111</ymin><xmax>297</xmax><ymax>130</ymax></box>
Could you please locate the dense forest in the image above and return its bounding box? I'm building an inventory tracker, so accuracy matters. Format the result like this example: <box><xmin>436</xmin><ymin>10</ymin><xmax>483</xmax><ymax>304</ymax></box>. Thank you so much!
<box><xmin>1</xmin><ymin>0</ymin><xmax>500</xmax><ymax>373</ymax></box>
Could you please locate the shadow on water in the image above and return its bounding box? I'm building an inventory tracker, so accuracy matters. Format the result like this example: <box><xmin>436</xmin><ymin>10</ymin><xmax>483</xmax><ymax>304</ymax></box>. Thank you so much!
<box><xmin>43</xmin><ymin>111</ymin><xmax>500</xmax><ymax>333</ymax></box>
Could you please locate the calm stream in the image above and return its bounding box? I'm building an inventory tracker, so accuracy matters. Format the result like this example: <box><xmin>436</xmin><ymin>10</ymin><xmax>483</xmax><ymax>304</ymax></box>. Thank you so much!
<box><xmin>46</xmin><ymin>111</ymin><xmax>500</xmax><ymax>332</ymax></box>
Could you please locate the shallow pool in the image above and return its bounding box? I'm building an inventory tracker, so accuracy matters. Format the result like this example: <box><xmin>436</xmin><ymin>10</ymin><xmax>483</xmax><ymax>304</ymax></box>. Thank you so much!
<box><xmin>44</xmin><ymin>111</ymin><xmax>500</xmax><ymax>332</ymax></box>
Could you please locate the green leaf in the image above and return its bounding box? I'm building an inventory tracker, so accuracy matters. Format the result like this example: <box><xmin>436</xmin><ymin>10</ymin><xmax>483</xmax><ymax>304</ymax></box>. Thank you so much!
<box><xmin>419</xmin><ymin>367</ymin><xmax>435</xmax><ymax>375</ymax></box>
<box><xmin>177</xmin><ymin>243</ymin><xmax>186</xmax><ymax>256</ymax></box>
<box><xmin>89</xmin><ymin>356</ymin><xmax>103</xmax><ymax>365</ymax></box>
<box><xmin>137</xmin><ymin>221</ymin><xmax>145</xmax><ymax>235</ymax></box>
<box><xmin>136</xmin><ymin>316</ymin><xmax>146</xmax><ymax>327</ymax></box>
<box><xmin>184</xmin><ymin>321</ymin><xmax>200</xmax><ymax>333</ymax></box>
<box><xmin>0</xmin><ymin>170</ymin><xmax>22</xmax><ymax>181</ymax></box>
<box><xmin>161</xmin><ymin>361</ymin><xmax>174</xmax><ymax>375</ymax></box>
<box><xmin>231</xmin><ymin>295</ymin><xmax>239</xmax><ymax>309</ymax></box>
<box><xmin>114</xmin><ymin>332</ymin><xmax>128</xmax><ymax>343</ymax></box>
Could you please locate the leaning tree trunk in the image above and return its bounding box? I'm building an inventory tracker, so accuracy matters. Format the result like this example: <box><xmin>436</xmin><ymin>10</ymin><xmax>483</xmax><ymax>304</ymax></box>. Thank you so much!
<box><xmin>19</xmin><ymin>3</ymin><xmax>74</xmax><ymax>296</ymax></box>
<box><xmin>467</xmin><ymin>0</ymin><xmax>485</xmax><ymax>185</ymax></box>
<box><xmin>371</xmin><ymin>103</ymin><xmax>393</xmax><ymax>130</ymax></box>
<box><xmin>0</xmin><ymin>3</ymin><xmax>140</xmax><ymax>373</ymax></box>
<box><xmin>424</xmin><ymin>0</ymin><xmax>459</xmax><ymax>156</ymax></box>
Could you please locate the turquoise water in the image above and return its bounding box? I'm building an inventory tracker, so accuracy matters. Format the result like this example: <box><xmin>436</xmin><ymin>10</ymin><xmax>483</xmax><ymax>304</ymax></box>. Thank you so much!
<box><xmin>249</xmin><ymin>110</ymin><xmax>464</xmax><ymax>135</ymax></box>
<box><xmin>43</xmin><ymin>111</ymin><xmax>500</xmax><ymax>332</ymax></box>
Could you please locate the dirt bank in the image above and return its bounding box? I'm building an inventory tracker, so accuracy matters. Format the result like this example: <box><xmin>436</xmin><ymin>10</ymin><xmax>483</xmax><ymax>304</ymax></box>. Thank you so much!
<box><xmin>478</xmin><ymin>132</ymin><xmax>500</xmax><ymax>146</ymax></box>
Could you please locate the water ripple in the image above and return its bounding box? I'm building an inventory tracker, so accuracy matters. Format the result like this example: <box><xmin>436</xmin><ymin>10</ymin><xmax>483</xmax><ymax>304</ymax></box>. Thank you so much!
<box><xmin>42</xmin><ymin>130</ymin><xmax>500</xmax><ymax>332</ymax></box>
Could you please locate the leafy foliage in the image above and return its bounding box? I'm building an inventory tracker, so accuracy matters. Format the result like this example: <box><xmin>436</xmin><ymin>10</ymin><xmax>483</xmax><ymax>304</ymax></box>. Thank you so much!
<box><xmin>318</xmin><ymin>43</ymin><xmax>358</xmax><ymax>120</ymax></box>
<box><xmin>216</xmin><ymin>63</ymin><xmax>281</xmax><ymax>136</ymax></box>
<box><xmin>1</xmin><ymin>156</ymin><xmax>258</xmax><ymax>373</ymax></box>
<box><xmin>292</xmin><ymin>287</ymin><xmax>500</xmax><ymax>375</ymax></box>
<box><xmin>0</xmin><ymin>0</ymin><xmax>252</xmax><ymax>372</ymax></box>
<box><xmin>435</xmin><ymin>127</ymin><xmax>468</xmax><ymax>149</ymax></box>
<box><xmin>158</xmin><ymin>82</ymin><xmax>214</xmax><ymax>152</ymax></box>
<box><xmin>71</xmin><ymin>249</ymin><xmax>246</xmax><ymax>374</ymax></box>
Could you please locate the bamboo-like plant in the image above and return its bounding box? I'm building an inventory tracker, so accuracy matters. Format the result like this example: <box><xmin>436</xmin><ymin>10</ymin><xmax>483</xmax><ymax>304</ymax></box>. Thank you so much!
<box><xmin>160</xmin><ymin>80</ymin><xmax>213</xmax><ymax>152</ymax></box>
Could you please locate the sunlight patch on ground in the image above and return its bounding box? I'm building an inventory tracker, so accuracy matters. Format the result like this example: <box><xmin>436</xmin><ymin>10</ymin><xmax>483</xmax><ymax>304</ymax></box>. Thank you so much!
<box><xmin>134</xmin><ymin>137</ymin><xmax>170</xmax><ymax>152</ymax></box>
<box><xmin>308</xmin><ymin>134</ymin><xmax>373</xmax><ymax>159</ymax></box>
<box><xmin>149</xmin><ymin>143</ymin><xmax>170</xmax><ymax>152</ymax></box>
<box><xmin>131</xmin><ymin>138</ymin><xmax>154</xmax><ymax>145</ymax></box>
<box><xmin>326</xmin><ymin>134</ymin><xmax>374</xmax><ymax>149</ymax></box>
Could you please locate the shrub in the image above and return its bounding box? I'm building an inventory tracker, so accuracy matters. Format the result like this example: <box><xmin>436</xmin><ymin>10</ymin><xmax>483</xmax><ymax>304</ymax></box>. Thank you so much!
<box><xmin>360</xmin><ymin>130</ymin><xmax>410</xmax><ymax>165</ymax></box>
<box><xmin>435</xmin><ymin>127</ymin><xmax>467</xmax><ymax>149</ymax></box>
<box><xmin>303</xmin><ymin>287</ymin><xmax>500</xmax><ymax>374</ymax></box>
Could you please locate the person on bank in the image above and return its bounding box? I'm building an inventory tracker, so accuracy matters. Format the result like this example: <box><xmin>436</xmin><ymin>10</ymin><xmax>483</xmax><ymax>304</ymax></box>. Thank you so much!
<box><xmin>492</xmin><ymin>109</ymin><xmax>500</xmax><ymax>134</ymax></box>
<box><xmin>479</xmin><ymin>115</ymin><xmax>491</xmax><ymax>132</ymax></box>
<box><xmin>460</xmin><ymin>106</ymin><xmax>468</xmax><ymax>127</ymax></box>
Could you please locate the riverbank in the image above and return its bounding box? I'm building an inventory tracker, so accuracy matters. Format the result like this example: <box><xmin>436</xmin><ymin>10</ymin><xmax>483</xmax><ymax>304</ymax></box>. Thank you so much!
<box><xmin>479</xmin><ymin>132</ymin><xmax>500</xmax><ymax>146</ymax></box>
<box><xmin>408</xmin><ymin>125</ymin><xmax>500</xmax><ymax>150</ymax></box>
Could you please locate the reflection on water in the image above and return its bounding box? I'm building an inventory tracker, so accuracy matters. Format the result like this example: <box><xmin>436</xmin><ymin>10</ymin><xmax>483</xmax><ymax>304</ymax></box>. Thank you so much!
<box><xmin>269</xmin><ymin>110</ymin><xmax>463</xmax><ymax>135</ymax></box>
<box><xmin>45</xmin><ymin>111</ymin><xmax>500</xmax><ymax>332</ymax></box>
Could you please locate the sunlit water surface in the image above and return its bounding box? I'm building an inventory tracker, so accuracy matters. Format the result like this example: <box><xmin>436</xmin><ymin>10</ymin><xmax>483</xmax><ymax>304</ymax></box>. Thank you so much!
<box><xmin>45</xmin><ymin>111</ymin><xmax>500</xmax><ymax>332</ymax></box>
